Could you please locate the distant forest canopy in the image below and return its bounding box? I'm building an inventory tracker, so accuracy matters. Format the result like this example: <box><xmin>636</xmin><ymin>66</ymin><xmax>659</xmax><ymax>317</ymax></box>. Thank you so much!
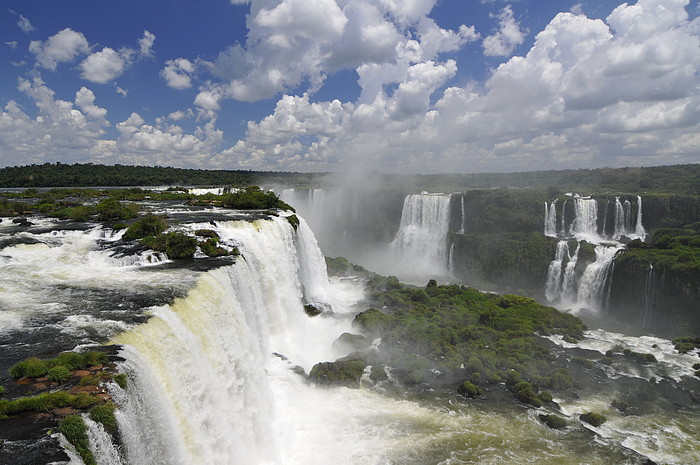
<box><xmin>0</xmin><ymin>162</ymin><xmax>698</xmax><ymax>194</ymax></box>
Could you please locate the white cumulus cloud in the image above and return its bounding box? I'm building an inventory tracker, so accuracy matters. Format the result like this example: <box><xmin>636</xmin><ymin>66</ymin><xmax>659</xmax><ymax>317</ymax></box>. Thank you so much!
<box><xmin>29</xmin><ymin>28</ymin><xmax>90</xmax><ymax>71</ymax></box>
<box><xmin>482</xmin><ymin>5</ymin><xmax>527</xmax><ymax>57</ymax></box>
<box><xmin>161</xmin><ymin>58</ymin><xmax>196</xmax><ymax>89</ymax></box>
<box><xmin>80</xmin><ymin>47</ymin><xmax>128</xmax><ymax>84</ymax></box>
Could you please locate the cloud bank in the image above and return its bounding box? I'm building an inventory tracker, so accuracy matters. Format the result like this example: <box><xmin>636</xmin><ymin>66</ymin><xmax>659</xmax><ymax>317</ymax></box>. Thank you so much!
<box><xmin>1</xmin><ymin>0</ymin><xmax>699</xmax><ymax>173</ymax></box>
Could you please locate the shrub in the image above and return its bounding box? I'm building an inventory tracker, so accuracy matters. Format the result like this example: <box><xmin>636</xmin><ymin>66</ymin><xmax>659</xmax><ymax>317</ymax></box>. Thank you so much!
<box><xmin>286</xmin><ymin>214</ymin><xmax>300</xmax><ymax>231</ymax></box>
<box><xmin>47</xmin><ymin>366</ymin><xmax>71</xmax><ymax>383</ymax></box>
<box><xmin>9</xmin><ymin>357</ymin><xmax>48</xmax><ymax>378</ymax></box>
<box><xmin>580</xmin><ymin>412</ymin><xmax>606</xmax><ymax>427</ymax></box>
<box><xmin>143</xmin><ymin>232</ymin><xmax>197</xmax><ymax>259</ymax></box>
<box><xmin>90</xmin><ymin>402</ymin><xmax>117</xmax><ymax>435</ymax></box>
<box><xmin>369</xmin><ymin>365</ymin><xmax>388</xmax><ymax>382</ymax></box>
<box><xmin>539</xmin><ymin>414</ymin><xmax>567</xmax><ymax>429</ymax></box>
<box><xmin>513</xmin><ymin>381</ymin><xmax>543</xmax><ymax>407</ymax></box>
<box><xmin>458</xmin><ymin>380</ymin><xmax>483</xmax><ymax>398</ymax></box>
<box><xmin>122</xmin><ymin>214</ymin><xmax>168</xmax><ymax>241</ymax></box>
<box><xmin>309</xmin><ymin>360</ymin><xmax>367</xmax><ymax>387</ymax></box>
<box><xmin>95</xmin><ymin>198</ymin><xmax>138</xmax><ymax>221</ymax></box>
<box><xmin>60</xmin><ymin>415</ymin><xmax>96</xmax><ymax>465</ymax></box>
<box><xmin>113</xmin><ymin>374</ymin><xmax>128</xmax><ymax>390</ymax></box>
<box><xmin>200</xmin><ymin>238</ymin><xmax>230</xmax><ymax>257</ymax></box>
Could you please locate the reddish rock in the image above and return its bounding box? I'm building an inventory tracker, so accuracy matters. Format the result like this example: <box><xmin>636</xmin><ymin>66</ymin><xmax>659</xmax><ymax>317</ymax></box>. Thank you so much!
<box><xmin>32</xmin><ymin>383</ymin><xmax>48</xmax><ymax>391</ymax></box>
<box><xmin>74</xmin><ymin>370</ymin><xmax>91</xmax><ymax>378</ymax></box>
<box><xmin>88</xmin><ymin>364</ymin><xmax>104</xmax><ymax>372</ymax></box>
<box><xmin>96</xmin><ymin>393</ymin><xmax>112</xmax><ymax>402</ymax></box>
<box><xmin>68</xmin><ymin>385</ymin><xmax>100</xmax><ymax>395</ymax></box>
<box><xmin>16</xmin><ymin>377</ymin><xmax>32</xmax><ymax>385</ymax></box>
<box><xmin>53</xmin><ymin>407</ymin><xmax>79</xmax><ymax>417</ymax></box>
<box><xmin>35</xmin><ymin>377</ymin><xmax>49</xmax><ymax>383</ymax></box>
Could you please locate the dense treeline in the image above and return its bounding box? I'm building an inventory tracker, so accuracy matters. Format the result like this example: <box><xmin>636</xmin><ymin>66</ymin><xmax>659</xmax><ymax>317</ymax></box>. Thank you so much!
<box><xmin>409</xmin><ymin>164</ymin><xmax>700</xmax><ymax>194</ymax></box>
<box><xmin>0</xmin><ymin>162</ymin><xmax>698</xmax><ymax>194</ymax></box>
<box><xmin>0</xmin><ymin>162</ymin><xmax>315</xmax><ymax>188</ymax></box>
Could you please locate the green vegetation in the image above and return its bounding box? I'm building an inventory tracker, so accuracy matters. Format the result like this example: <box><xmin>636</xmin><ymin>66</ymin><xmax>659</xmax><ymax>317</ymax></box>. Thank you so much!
<box><xmin>0</xmin><ymin>162</ymin><xmax>256</xmax><ymax>188</ymax></box>
<box><xmin>142</xmin><ymin>231</ymin><xmax>198</xmax><ymax>259</ymax></box>
<box><xmin>539</xmin><ymin>414</ymin><xmax>568</xmax><ymax>429</ymax></box>
<box><xmin>221</xmin><ymin>186</ymin><xmax>293</xmax><ymax>210</ymax></box>
<box><xmin>114</xmin><ymin>374</ymin><xmax>128</xmax><ymax>390</ymax></box>
<box><xmin>352</xmin><ymin>278</ymin><xmax>585</xmax><ymax>403</ymax></box>
<box><xmin>616</xmin><ymin>224</ymin><xmax>700</xmax><ymax>275</ymax></box>
<box><xmin>122</xmin><ymin>214</ymin><xmax>169</xmax><ymax>241</ymax></box>
<box><xmin>457</xmin><ymin>380</ymin><xmax>483</xmax><ymax>398</ymax></box>
<box><xmin>286</xmin><ymin>214</ymin><xmax>300</xmax><ymax>230</ymax></box>
<box><xmin>308</xmin><ymin>360</ymin><xmax>367</xmax><ymax>387</ymax></box>
<box><xmin>672</xmin><ymin>336</ymin><xmax>700</xmax><ymax>354</ymax></box>
<box><xmin>580</xmin><ymin>412</ymin><xmax>607</xmax><ymax>427</ymax></box>
<box><xmin>59</xmin><ymin>415</ymin><xmax>96</xmax><ymax>465</ymax></box>
<box><xmin>89</xmin><ymin>401</ymin><xmax>117</xmax><ymax>435</ymax></box>
<box><xmin>0</xmin><ymin>391</ymin><xmax>97</xmax><ymax>420</ymax></box>
<box><xmin>9</xmin><ymin>351</ymin><xmax>108</xmax><ymax>379</ymax></box>
<box><xmin>2</xmin><ymin>162</ymin><xmax>698</xmax><ymax>195</ymax></box>
<box><xmin>47</xmin><ymin>366</ymin><xmax>72</xmax><ymax>383</ymax></box>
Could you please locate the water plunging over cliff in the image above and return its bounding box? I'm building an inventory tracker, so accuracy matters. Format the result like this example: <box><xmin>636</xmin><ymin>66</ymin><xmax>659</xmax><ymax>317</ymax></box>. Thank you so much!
<box><xmin>389</xmin><ymin>193</ymin><xmax>452</xmax><ymax>276</ymax></box>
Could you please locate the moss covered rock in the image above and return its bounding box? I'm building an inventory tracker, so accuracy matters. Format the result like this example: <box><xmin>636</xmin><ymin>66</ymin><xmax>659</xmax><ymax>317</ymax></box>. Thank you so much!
<box><xmin>309</xmin><ymin>360</ymin><xmax>367</xmax><ymax>387</ymax></box>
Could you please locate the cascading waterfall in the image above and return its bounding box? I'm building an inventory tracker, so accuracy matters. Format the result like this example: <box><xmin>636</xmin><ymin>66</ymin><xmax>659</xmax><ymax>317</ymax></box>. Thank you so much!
<box><xmin>624</xmin><ymin>199</ymin><xmax>632</xmax><ymax>234</ymax></box>
<box><xmin>545</xmin><ymin>194</ymin><xmax>645</xmax><ymax>312</ymax></box>
<box><xmin>458</xmin><ymin>194</ymin><xmax>466</xmax><ymax>234</ymax></box>
<box><xmin>601</xmin><ymin>199</ymin><xmax>609</xmax><ymax>238</ymax></box>
<box><xmin>544</xmin><ymin>199</ymin><xmax>558</xmax><ymax>237</ymax></box>
<box><xmin>389</xmin><ymin>193</ymin><xmax>452</xmax><ymax>276</ymax></box>
<box><xmin>571</xmin><ymin>197</ymin><xmax>599</xmax><ymax>240</ymax></box>
<box><xmin>575</xmin><ymin>245</ymin><xmax>621</xmax><ymax>311</ymax></box>
<box><xmin>634</xmin><ymin>195</ymin><xmax>646</xmax><ymax>241</ymax></box>
<box><xmin>561</xmin><ymin>243</ymin><xmax>580</xmax><ymax>304</ymax></box>
<box><xmin>613</xmin><ymin>197</ymin><xmax>627</xmax><ymax>240</ymax></box>
<box><xmin>111</xmin><ymin>217</ymin><xmax>339</xmax><ymax>465</ymax></box>
<box><xmin>545</xmin><ymin>241</ymin><xmax>568</xmax><ymax>300</ymax></box>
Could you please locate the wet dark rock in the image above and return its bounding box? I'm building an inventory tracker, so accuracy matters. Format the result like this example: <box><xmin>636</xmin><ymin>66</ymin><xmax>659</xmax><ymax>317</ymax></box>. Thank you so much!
<box><xmin>10</xmin><ymin>218</ymin><xmax>33</xmax><ymax>227</ymax></box>
<box><xmin>332</xmin><ymin>333</ymin><xmax>371</xmax><ymax>354</ymax></box>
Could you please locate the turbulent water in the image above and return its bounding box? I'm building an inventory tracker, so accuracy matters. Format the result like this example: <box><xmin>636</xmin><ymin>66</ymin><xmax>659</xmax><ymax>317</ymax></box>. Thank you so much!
<box><xmin>1</xmin><ymin>199</ymin><xmax>698</xmax><ymax>465</ymax></box>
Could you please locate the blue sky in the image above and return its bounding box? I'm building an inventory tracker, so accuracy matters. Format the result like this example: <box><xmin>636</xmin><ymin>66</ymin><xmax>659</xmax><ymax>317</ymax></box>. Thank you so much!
<box><xmin>1</xmin><ymin>0</ymin><xmax>699</xmax><ymax>173</ymax></box>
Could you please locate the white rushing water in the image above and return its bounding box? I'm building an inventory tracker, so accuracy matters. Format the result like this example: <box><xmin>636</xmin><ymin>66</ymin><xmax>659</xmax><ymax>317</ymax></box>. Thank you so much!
<box><xmin>544</xmin><ymin>200</ymin><xmax>558</xmax><ymax>237</ymax></box>
<box><xmin>388</xmin><ymin>193</ymin><xmax>452</xmax><ymax>277</ymax></box>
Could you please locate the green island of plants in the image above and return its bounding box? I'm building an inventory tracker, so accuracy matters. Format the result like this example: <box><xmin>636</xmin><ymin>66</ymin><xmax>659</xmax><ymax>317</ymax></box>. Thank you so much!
<box><xmin>312</xmin><ymin>273</ymin><xmax>586</xmax><ymax>406</ymax></box>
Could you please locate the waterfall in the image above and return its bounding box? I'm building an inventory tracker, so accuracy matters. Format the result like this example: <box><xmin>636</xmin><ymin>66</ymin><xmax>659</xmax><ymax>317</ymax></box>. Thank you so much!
<box><xmin>634</xmin><ymin>195</ymin><xmax>647</xmax><ymax>241</ymax></box>
<box><xmin>601</xmin><ymin>199</ymin><xmax>609</xmax><ymax>238</ymax></box>
<box><xmin>561</xmin><ymin>243</ymin><xmax>580</xmax><ymax>304</ymax></box>
<box><xmin>560</xmin><ymin>199</ymin><xmax>568</xmax><ymax>236</ymax></box>
<box><xmin>544</xmin><ymin>200</ymin><xmax>558</xmax><ymax>237</ymax></box>
<box><xmin>111</xmin><ymin>217</ymin><xmax>342</xmax><ymax>465</ymax></box>
<box><xmin>613</xmin><ymin>197</ymin><xmax>626</xmax><ymax>240</ymax></box>
<box><xmin>575</xmin><ymin>245</ymin><xmax>621</xmax><ymax>311</ymax></box>
<box><xmin>458</xmin><ymin>195</ymin><xmax>466</xmax><ymax>234</ymax></box>
<box><xmin>389</xmin><ymin>193</ymin><xmax>452</xmax><ymax>275</ymax></box>
<box><xmin>641</xmin><ymin>263</ymin><xmax>656</xmax><ymax>328</ymax></box>
<box><xmin>545</xmin><ymin>241</ymin><xmax>568</xmax><ymax>301</ymax></box>
<box><xmin>623</xmin><ymin>200</ymin><xmax>633</xmax><ymax>234</ymax></box>
<box><xmin>571</xmin><ymin>197</ymin><xmax>598</xmax><ymax>240</ymax></box>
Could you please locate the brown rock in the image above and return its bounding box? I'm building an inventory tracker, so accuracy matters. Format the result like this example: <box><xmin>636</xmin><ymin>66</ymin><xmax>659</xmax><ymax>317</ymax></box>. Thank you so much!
<box><xmin>53</xmin><ymin>407</ymin><xmax>79</xmax><ymax>417</ymax></box>
<box><xmin>96</xmin><ymin>393</ymin><xmax>112</xmax><ymax>402</ymax></box>
<box><xmin>35</xmin><ymin>377</ymin><xmax>49</xmax><ymax>383</ymax></box>
<box><xmin>74</xmin><ymin>370</ymin><xmax>91</xmax><ymax>378</ymax></box>
<box><xmin>32</xmin><ymin>383</ymin><xmax>48</xmax><ymax>391</ymax></box>
<box><xmin>16</xmin><ymin>377</ymin><xmax>32</xmax><ymax>385</ymax></box>
<box><xmin>69</xmin><ymin>385</ymin><xmax>100</xmax><ymax>395</ymax></box>
<box><xmin>88</xmin><ymin>364</ymin><xmax>104</xmax><ymax>372</ymax></box>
